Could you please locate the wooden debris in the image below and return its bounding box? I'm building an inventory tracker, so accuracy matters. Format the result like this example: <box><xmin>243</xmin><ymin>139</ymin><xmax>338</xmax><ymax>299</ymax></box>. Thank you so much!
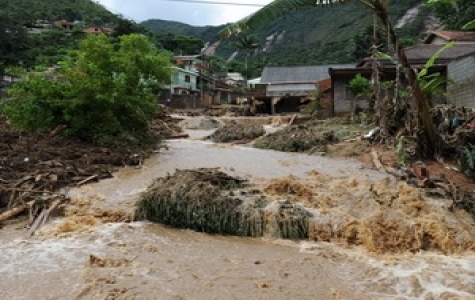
<box><xmin>0</xmin><ymin>203</ymin><xmax>29</xmax><ymax>222</ymax></box>
<box><xmin>27</xmin><ymin>197</ymin><xmax>65</xmax><ymax>236</ymax></box>
<box><xmin>371</xmin><ymin>149</ymin><xmax>386</xmax><ymax>172</ymax></box>
<box><xmin>76</xmin><ymin>175</ymin><xmax>99</xmax><ymax>187</ymax></box>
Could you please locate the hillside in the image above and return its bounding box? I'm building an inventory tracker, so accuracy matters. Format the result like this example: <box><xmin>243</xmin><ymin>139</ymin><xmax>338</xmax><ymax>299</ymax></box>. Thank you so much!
<box><xmin>0</xmin><ymin>0</ymin><xmax>118</xmax><ymax>25</ymax></box>
<box><xmin>142</xmin><ymin>0</ymin><xmax>433</xmax><ymax>67</ymax></box>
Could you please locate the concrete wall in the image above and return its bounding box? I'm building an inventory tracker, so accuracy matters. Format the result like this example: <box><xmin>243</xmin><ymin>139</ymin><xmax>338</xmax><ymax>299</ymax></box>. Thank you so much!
<box><xmin>447</xmin><ymin>55</ymin><xmax>475</xmax><ymax>108</ymax></box>
<box><xmin>170</xmin><ymin>94</ymin><xmax>201</xmax><ymax>109</ymax></box>
<box><xmin>333</xmin><ymin>80</ymin><xmax>369</xmax><ymax>115</ymax></box>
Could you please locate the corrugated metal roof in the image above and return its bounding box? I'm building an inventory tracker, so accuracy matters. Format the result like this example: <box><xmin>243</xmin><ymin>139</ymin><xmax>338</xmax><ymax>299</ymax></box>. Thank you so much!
<box><xmin>267</xmin><ymin>84</ymin><xmax>316</xmax><ymax>93</ymax></box>
<box><xmin>404</xmin><ymin>44</ymin><xmax>475</xmax><ymax>61</ymax></box>
<box><xmin>260</xmin><ymin>64</ymin><xmax>355</xmax><ymax>84</ymax></box>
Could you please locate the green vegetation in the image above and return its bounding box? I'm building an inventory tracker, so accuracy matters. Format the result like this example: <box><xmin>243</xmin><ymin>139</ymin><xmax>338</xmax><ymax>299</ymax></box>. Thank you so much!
<box><xmin>428</xmin><ymin>0</ymin><xmax>475</xmax><ymax>30</ymax></box>
<box><xmin>143</xmin><ymin>0</ymin><xmax>426</xmax><ymax>67</ymax></box>
<box><xmin>0</xmin><ymin>0</ymin><xmax>160</xmax><ymax>71</ymax></box>
<box><xmin>4</xmin><ymin>34</ymin><xmax>173</xmax><ymax>146</ymax></box>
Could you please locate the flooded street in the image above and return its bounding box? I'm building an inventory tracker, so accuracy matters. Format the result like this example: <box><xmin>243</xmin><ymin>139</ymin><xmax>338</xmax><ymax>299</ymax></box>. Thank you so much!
<box><xmin>1</xmin><ymin>130</ymin><xmax>475</xmax><ymax>299</ymax></box>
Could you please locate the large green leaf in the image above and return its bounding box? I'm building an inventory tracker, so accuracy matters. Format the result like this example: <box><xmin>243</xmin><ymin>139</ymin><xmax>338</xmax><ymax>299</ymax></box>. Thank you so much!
<box><xmin>418</xmin><ymin>41</ymin><xmax>455</xmax><ymax>79</ymax></box>
<box><xmin>462</xmin><ymin>20</ymin><xmax>475</xmax><ymax>30</ymax></box>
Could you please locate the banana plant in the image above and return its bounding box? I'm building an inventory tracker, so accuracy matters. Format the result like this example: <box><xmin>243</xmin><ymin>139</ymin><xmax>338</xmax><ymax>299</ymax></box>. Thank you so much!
<box><xmin>377</xmin><ymin>41</ymin><xmax>455</xmax><ymax>101</ymax></box>
<box><xmin>220</xmin><ymin>0</ymin><xmax>439</xmax><ymax>155</ymax></box>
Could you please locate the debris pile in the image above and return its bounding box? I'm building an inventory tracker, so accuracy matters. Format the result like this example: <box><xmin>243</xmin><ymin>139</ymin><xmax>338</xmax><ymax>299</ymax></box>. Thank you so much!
<box><xmin>135</xmin><ymin>168</ymin><xmax>312</xmax><ymax>239</ymax></box>
<box><xmin>212</xmin><ymin>122</ymin><xmax>266</xmax><ymax>143</ymax></box>
<box><xmin>0</xmin><ymin>112</ymin><xmax>178</xmax><ymax>224</ymax></box>
<box><xmin>432</xmin><ymin>105</ymin><xmax>475</xmax><ymax>179</ymax></box>
<box><xmin>254</xmin><ymin>122</ymin><xmax>338</xmax><ymax>152</ymax></box>
<box><xmin>203</xmin><ymin>105</ymin><xmax>252</xmax><ymax>117</ymax></box>
<box><xmin>177</xmin><ymin>117</ymin><xmax>221</xmax><ymax>130</ymax></box>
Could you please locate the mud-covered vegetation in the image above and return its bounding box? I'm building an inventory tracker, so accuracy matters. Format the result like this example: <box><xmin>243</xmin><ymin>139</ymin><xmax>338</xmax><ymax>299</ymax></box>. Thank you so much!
<box><xmin>212</xmin><ymin>123</ymin><xmax>266</xmax><ymax>143</ymax></box>
<box><xmin>136</xmin><ymin>168</ymin><xmax>311</xmax><ymax>239</ymax></box>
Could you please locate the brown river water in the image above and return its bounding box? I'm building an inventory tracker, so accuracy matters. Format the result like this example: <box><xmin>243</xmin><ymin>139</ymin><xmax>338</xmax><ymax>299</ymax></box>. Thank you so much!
<box><xmin>1</xmin><ymin>128</ymin><xmax>475</xmax><ymax>300</ymax></box>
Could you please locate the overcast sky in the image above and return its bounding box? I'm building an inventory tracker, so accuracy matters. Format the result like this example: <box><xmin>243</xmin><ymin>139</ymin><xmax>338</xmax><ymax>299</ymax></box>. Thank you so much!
<box><xmin>96</xmin><ymin>0</ymin><xmax>273</xmax><ymax>26</ymax></box>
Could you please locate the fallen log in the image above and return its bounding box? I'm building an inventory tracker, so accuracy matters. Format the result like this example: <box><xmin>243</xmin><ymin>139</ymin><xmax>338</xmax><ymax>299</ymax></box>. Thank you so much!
<box><xmin>167</xmin><ymin>134</ymin><xmax>190</xmax><ymax>139</ymax></box>
<box><xmin>0</xmin><ymin>203</ymin><xmax>28</xmax><ymax>223</ymax></box>
<box><xmin>371</xmin><ymin>149</ymin><xmax>386</xmax><ymax>172</ymax></box>
<box><xmin>289</xmin><ymin>114</ymin><xmax>298</xmax><ymax>125</ymax></box>
<box><xmin>27</xmin><ymin>198</ymin><xmax>63</xmax><ymax>236</ymax></box>
<box><xmin>76</xmin><ymin>174</ymin><xmax>98</xmax><ymax>186</ymax></box>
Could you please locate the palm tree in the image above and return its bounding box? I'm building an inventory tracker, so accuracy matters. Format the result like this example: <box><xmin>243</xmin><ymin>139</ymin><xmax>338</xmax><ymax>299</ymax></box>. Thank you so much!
<box><xmin>232</xmin><ymin>34</ymin><xmax>260</xmax><ymax>78</ymax></box>
<box><xmin>220</xmin><ymin>0</ymin><xmax>438</xmax><ymax>156</ymax></box>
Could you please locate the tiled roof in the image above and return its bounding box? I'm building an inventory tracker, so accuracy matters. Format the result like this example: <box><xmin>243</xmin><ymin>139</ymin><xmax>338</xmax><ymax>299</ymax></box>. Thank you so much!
<box><xmin>425</xmin><ymin>31</ymin><xmax>475</xmax><ymax>43</ymax></box>
<box><xmin>260</xmin><ymin>64</ymin><xmax>354</xmax><ymax>84</ymax></box>
<box><xmin>404</xmin><ymin>44</ymin><xmax>475</xmax><ymax>61</ymax></box>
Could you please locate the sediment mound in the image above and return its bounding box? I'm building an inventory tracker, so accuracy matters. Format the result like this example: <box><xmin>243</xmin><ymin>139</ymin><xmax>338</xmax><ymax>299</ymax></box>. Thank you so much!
<box><xmin>177</xmin><ymin>117</ymin><xmax>221</xmax><ymax>130</ymax></box>
<box><xmin>135</xmin><ymin>168</ymin><xmax>311</xmax><ymax>239</ymax></box>
<box><xmin>254</xmin><ymin>123</ymin><xmax>338</xmax><ymax>152</ymax></box>
<box><xmin>212</xmin><ymin>123</ymin><xmax>266</xmax><ymax>143</ymax></box>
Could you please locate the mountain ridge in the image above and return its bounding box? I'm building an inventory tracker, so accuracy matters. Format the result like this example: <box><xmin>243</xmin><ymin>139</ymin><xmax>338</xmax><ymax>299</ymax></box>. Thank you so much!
<box><xmin>141</xmin><ymin>0</ymin><xmax>433</xmax><ymax>68</ymax></box>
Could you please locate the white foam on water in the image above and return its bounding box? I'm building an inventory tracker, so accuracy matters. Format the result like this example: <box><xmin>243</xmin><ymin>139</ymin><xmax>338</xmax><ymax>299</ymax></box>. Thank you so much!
<box><xmin>299</xmin><ymin>240</ymin><xmax>475</xmax><ymax>299</ymax></box>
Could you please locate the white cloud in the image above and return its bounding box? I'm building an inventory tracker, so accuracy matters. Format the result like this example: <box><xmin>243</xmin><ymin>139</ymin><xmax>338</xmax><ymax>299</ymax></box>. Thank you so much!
<box><xmin>96</xmin><ymin>0</ymin><xmax>273</xmax><ymax>26</ymax></box>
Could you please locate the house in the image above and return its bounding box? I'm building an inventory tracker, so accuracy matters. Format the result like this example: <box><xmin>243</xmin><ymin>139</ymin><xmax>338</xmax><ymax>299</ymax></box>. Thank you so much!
<box><xmin>220</xmin><ymin>72</ymin><xmax>245</xmax><ymax>87</ymax></box>
<box><xmin>84</xmin><ymin>27</ymin><xmax>103</xmax><ymax>35</ymax></box>
<box><xmin>26</xmin><ymin>20</ymin><xmax>53</xmax><ymax>34</ymax></box>
<box><xmin>329</xmin><ymin>42</ymin><xmax>475</xmax><ymax>115</ymax></box>
<box><xmin>258</xmin><ymin>64</ymin><xmax>354</xmax><ymax>114</ymax></box>
<box><xmin>447</xmin><ymin>52</ymin><xmax>475</xmax><ymax>108</ymax></box>
<box><xmin>424</xmin><ymin>31</ymin><xmax>475</xmax><ymax>45</ymax></box>
<box><xmin>173</xmin><ymin>55</ymin><xmax>209</xmax><ymax>74</ymax></box>
<box><xmin>54</xmin><ymin>20</ymin><xmax>75</xmax><ymax>30</ymax></box>
<box><xmin>162</xmin><ymin>67</ymin><xmax>200</xmax><ymax>109</ymax></box>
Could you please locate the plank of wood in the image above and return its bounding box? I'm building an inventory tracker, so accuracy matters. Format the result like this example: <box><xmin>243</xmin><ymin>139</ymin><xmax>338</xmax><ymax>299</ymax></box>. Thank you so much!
<box><xmin>76</xmin><ymin>174</ymin><xmax>98</xmax><ymax>186</ymax></box>
<box><xmin>0</xmin><ymin>204</ymin><xmax>27</xmax><ymax>222</ymax></box>
<box><xmin>27</xmin><ymin>199</ymin><xmax>62</xmax><ymax>237</ymax></box>
<box><xmin>371</xmin><ymin>148</ymin><xmax>386</xmax><ymax>172</ymax></box>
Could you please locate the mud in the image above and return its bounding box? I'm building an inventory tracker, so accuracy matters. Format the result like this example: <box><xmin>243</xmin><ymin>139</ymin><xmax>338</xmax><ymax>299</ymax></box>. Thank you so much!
<box><xmin>211</xmin><ymin>122</ymin><xmax>266</xmax><ymax>143</ymax></box>
<box><xmin>177</xmin><ymin>116</ymin><xmax>221</xmax><ymax>130</ymax></box>
<box><xmin>2</xmin><ymin>135</ymin><xmax>475</xmax><ymax>299</ymax></box>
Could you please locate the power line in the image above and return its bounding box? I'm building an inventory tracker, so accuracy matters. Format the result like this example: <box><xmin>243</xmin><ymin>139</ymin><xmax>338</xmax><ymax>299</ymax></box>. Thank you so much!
<box><xmin>160</xmin><ymin>0</ymin><xmax>265</xmax><ymax>6</ymax></box>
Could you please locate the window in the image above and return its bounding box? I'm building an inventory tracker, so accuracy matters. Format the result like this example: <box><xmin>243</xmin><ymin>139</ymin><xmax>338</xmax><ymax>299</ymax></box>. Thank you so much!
<box><xmin>184</xmin><ymin>75</ymin><xmax>191</xmax><ymax>83</ymax></box>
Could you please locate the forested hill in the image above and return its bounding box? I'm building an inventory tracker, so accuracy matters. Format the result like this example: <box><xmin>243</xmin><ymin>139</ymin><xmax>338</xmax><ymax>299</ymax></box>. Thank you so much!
<box><xmin>141</xmin><ymin>0</ymin><xmax>432</xmax><ymax>66</ymax></box>
<box><xmin>0</xmin><ymin>0</ymin><xmax>118</xmax><ymax>25</ymax></box>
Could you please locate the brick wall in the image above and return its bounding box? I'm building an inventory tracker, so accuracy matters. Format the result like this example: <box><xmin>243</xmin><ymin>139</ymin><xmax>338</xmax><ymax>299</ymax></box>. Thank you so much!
<box><xmin>447</xmin><ymin>55</ymin><xmax>475</xmax><ymax>108</ymax></box>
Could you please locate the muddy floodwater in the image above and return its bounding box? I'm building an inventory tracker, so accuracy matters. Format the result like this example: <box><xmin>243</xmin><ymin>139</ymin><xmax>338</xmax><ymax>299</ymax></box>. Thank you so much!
<box><xmin>1</xmin><ymin>130</ymin><xmax>475</xmax><ymax>300</ymax></box>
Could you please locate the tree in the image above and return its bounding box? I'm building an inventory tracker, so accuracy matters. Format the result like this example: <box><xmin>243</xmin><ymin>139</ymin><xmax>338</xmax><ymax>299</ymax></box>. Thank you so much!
<box><xmin>427</xmin><ymin>0</ymin><xmax>475</xmax><ymax>30</ymax></box>
<box><xmin>4</xmin><ymin>34</ymin><xmax>173</xmax><ymax>146</ymax></box>
<box><xmin>349</xmin><ymin>24</ymin><xmax>387</xmax><ymax>62</ymax></box>
<box><xmin>220</xmin><ymin>0</ymin><xmax>438</xmax><ymax>156</ymax></box>
<box><xmin>232</xmin><ymin>34</ymin><xmax>260</xmax><ymax>78</ymax></box>
<box><xmin>348</xmin><ymin>73</ymin><xmax>371</xmax><ymax>119</ymax></box>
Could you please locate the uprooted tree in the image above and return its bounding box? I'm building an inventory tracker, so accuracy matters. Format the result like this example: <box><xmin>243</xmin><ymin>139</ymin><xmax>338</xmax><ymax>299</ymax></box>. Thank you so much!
<box><xmin>3</xmin><ymin>33</ymin><xmax>173</xmax><ymax>146</ymax></box>
<box><xmin>220</xmin><ymin>0</ymin><xmax>439</xmax><ymax>157</ymax></box>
